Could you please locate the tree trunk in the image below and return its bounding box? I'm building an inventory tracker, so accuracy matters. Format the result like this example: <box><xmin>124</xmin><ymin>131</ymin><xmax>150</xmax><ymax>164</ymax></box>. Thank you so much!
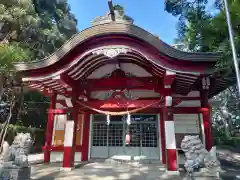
<box><xmin>0</xmin><ymin>121</ymin><xmax>8</xmax><ymax>144</ymax></box>
<box><xmin>0</xmin><ymin>73</ymin><xmax>4</xmax><ymax>101</ymax></box>
<box><xmin>0</xmin><ymin>102</ymin><xmax>14</xmax><ymax>153</ymax></box>
<box><xmin>218</xmin><ymin>107</ymin><xmax>231</xmax><ymax>138</ymax></box>
<box><xmin>223</xmin><ymin>121</ymin><xmax>231</xmax><ymax>138</ymax></box>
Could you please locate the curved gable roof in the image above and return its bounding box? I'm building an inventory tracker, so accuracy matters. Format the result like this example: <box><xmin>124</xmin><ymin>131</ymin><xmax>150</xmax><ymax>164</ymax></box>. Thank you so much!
<box><xmin>14</xmin><ymin>22</ymin><xmax>221</xmax><ymax>71</ymax></box>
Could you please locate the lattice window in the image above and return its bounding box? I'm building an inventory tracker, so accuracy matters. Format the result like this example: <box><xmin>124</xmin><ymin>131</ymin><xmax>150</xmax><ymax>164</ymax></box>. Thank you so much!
<box><xmin>108</xmin><ymin>123</ymin><xmax>123</xmax><ymax>146</ymax></box>
<box><xmin>126</xmin><ymin>122</ymin><xmax>158</xmax><ymax>147</ymax></box>
<box><xmin>92</xmin><ymin>123</ymin><xmax>107</xmax><ymax>146</ymax></box>
<box><xmin>127</xmin><ymin>124</ymin><xmax>141</xmax><ymax>147</ymax></box>
<box><xmin>141</xmin><ymin>123</ymin><xmax>158</xmax><ymax>147</ymax></box>
<box><xmin>92</xmin><ymin>115</ymin><xmax>158</xmax><ymax>148</ymax></box>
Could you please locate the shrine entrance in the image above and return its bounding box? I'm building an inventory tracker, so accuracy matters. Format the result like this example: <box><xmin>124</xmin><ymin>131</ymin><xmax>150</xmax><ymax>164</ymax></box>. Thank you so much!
<box><xmin>90</xmin><ymin>114</ymin><xmax>160</xmax><ymax>160</ymax></box>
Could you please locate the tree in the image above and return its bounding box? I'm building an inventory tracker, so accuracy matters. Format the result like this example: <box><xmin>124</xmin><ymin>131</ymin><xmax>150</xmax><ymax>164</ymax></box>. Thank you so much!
<box><xmin>29</xmin><ymin>0</ymin><xmax>78</xmax><ymax>58</ymax></box>
<box><xmin>164</xmin><ymin>0</ymin><xmax>240</xmax><ymax>138</ymax></box>
<box><xmin>18</xmin><ymin>90</ymin><xmax>49</xmax><ymax>128</ymax></box>
<box><xmin>165</xmin><ymin>0</ymin><xmax>212</xmax><ymax>52</ymax></box>
<box><xmin>164</xmin><ymin>0</ymin><xmax>240</xmax><ymax>69</ymax></box>
<box><xmin>212</xmin><ymin>86</ymin><xmax>240</xmax><ymax>137</ymax></box>
<box><xmin>0</xmin><ymin>0</ymin><xmax>40</xmax><ymax>45</ymax></box>
<box><xmin>0</xmin><ymin>0</ymin><xmax>77</xmax><ymax>58</ymax></box>
<box><xmin>0</xmin><ymin>0</ymin><xmax>78</xmax><ymax>130</ymax></box>
<box><xmin>0</xmin><ymin>42</ymin><xmax>29</xmax><ymax>151</ymax></box>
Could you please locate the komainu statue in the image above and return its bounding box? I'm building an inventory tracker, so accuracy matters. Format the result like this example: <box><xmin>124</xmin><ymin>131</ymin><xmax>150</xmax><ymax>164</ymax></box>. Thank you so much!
<box><xmin>0</xmin><ymin>133</ymin><xmax>33</xmax><ymax>180</ymax></box>
<box><xmin>181</xmin><ymin>135</ymin><xmax>221</xmax><ymax>178</ymax></box>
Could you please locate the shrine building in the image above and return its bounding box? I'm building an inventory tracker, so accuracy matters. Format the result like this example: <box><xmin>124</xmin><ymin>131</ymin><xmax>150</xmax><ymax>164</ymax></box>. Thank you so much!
<box><xmin>14</xmin><ymin>7</ymin><xmax>234</xmax><ymax>174</ymax></box>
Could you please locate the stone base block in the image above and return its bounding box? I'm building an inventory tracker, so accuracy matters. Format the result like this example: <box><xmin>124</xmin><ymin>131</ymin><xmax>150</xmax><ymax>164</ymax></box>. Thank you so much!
<box><xmin>60</xmin><ymin>167</ymin><xmax>74</xmax><ymax>172</ymax></box>
<box><xmin>192</xmin><ymin>167</ymin><xmax>222</xmax><ymax>178</ymax></box>
<box><xmin>166</xmin><ymin>170</ymin><xmax>180</xmax><ymax>175</ymax></box>
<box><xmin>1</xmin><ymin>166</ymin><xmax>31</xmax><ymax>180</ymax></box>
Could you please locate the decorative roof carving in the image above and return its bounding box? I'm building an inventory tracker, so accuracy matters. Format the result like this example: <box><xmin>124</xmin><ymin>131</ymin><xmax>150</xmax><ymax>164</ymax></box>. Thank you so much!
<box><xmin>91</xmin><ymin>89</ymin><xmax>139</xmax><ymax>100</ymax></box>
<box><xmin>92</xmin><ymin>47</ymin><xmax>129</xmax><ymax>58</ymax></box>
<box><xmin>92</xmin><ymin>10</ymin><xmax>134</xmax><ymax>26</ymax></box>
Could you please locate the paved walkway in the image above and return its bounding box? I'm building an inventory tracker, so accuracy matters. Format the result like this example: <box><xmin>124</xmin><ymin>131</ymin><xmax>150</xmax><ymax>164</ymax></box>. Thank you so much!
<box><xmin>31</xmin><ymin>162</ymin><xmax>175</xmax><ymax>180</ymax></box>
<box><xmin>28</xmin><ymin>147</ymin><xmax>240</xmax><ymax>180</ymax></box>
<box><xmin>217</xmin><ymin>147</ymin><xmax>240</xmax><ymax>165</ymax></box>
<box><xmin>31</xmin><ymin>162</ymin><xmax>222</xmax><ymax>180</ymax></box>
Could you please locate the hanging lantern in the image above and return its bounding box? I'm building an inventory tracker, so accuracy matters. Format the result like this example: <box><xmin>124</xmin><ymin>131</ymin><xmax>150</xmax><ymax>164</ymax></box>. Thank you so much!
<box><xmin>126</xmin><ymin>113</ymin><xmax>131</xmax><ymax>125</ymax></box>
<box><xmin>106</xmin><ymin>114</ymin><xmax>110</xmax><ymax>125</ymax></box>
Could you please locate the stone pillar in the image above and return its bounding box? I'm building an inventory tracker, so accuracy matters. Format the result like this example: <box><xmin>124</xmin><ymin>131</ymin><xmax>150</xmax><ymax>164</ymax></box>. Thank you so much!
<box><xmin>44</xmin><ymin>93</ymin><xmax>56</xmax><ymax>163</ymax></box>
<box><xmin>164</xmin><ymin>96</ymin><xmax>178</xmax><ymax>174</ymax></box>
<box><xmin>62</xmin><ymin>96</ymin><xmax>78</xmax><ymax>170</ymax></box>
<box><xmin>160</xmin><ymin>109</ymin><xmax>166</xmax><ymax>164</ymax></box>
<box><xmin>81</xmin><ymin>112</ymin><xmax>90</xmax><ymax>161</ymax></box>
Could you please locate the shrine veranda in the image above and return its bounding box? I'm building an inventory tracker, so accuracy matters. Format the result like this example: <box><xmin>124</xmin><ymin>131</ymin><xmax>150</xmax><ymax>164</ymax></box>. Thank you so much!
<box><xmin>14</xmin><ymin>9</ymin><xmax>234</xmax><ymax>174</ymax></box>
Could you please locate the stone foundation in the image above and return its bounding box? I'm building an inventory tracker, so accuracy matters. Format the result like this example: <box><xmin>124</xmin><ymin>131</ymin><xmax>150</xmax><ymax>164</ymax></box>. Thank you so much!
<box><xmin>192</xmin><ymin>167</ymin><xmax>221</xmax><ymax>178</ymax></box>
<box><xmin>0</xmin><ymin>166</ymin><xmax>31</xmax><ymax>180</ymax></box>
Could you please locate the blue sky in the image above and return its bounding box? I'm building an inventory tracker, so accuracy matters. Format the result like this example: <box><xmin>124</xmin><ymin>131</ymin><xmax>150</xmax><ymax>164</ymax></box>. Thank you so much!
<box><xmin>68</xmin><ymin>0</ymin><xmax>217</xmax><ymax>45</ymax></box>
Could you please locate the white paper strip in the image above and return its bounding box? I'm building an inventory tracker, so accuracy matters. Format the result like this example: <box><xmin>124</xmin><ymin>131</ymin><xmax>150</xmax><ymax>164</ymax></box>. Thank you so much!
<box><xmin>165</xmin><ymin>121</ymin><xmax>176</xmax><ymax>149</ymax></box>
<box><xmin>165</xmin><ymin>96</ymin><xmax>172</xmax><ymax>107</ymax></box>
<box><xmin>64</xmin><ymin>121</ymin><xmax>74</xmax><ymax>146</ymax></box>
<box><xmin>65</xmin><ymin>97</ymin><xmax>73</xmax><ymax>107</ymax></box>
<box><xmin>55</xmin><ymin>114</ymin><xmax>67</xmax><ymax>130</ymax></box>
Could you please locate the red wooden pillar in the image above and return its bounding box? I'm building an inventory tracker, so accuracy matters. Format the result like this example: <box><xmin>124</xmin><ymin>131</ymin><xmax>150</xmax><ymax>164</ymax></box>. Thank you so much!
<box><xmin>200</xmin><ymin>89</ymin><xmax>213</xmax><ymax>151</ymax></box>
<box><xmin>44</xmin><ymin>93</ymin><xmax>56</xmax><ymax>163</ymax></box>
<box><xmin>162</xmin><ymin>70</ymin><xmax>176</xmax><ymax>167</ymax></box>
<box><xmin>164</xmin><ymin>96</ymin><xmax>178</xmax><ymax>173</ymax></box>
<box><xmin>160</xmin><ymin>109</ymin><xmax>166</xmax><ymax>164</ymax></box>
<box><xmin>81</xmin><ymin>112</ymin><xmax>90</xmax><ymax>161</ymax></box>
<box><xmin>62</xmin><ymin>95</ymin><xmax>78</xmax><ymax>170</ymax></box>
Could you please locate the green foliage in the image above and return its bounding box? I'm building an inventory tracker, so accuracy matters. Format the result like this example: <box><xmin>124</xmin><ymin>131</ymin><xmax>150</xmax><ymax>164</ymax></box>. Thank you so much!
<box><xmin>0</xmin><ymin>0</ymin><xmax>40</xmax><ymax>31</ymax></box>
<box><xmin>0</xmin><ymin>43</ymin><xmax>32</xmax><ymax>70</ymax></box>
<box><xmin>214</xmin><ymin>136</ymin><xmax>240</xmax><ymax>148</ymax></box>
<box><xmin>26</xmin><ymin>0</ymin><xmax>77</xmax><ymax>58</ymax></box>
<box><xmin>165</xmin><ymin>1</ymin><xmax>240</xmax><ymax>138</ymax></box>
<box><xmin>17</xmin><ymin>90</ymin><xmax>49</xmax><ymax>128</ymax></box>
<box><xmin>165</xmin><ymin>0</ymin><xmax>209</xmax><ymax>46</ymax></box>
<box><xmin>212</xmin><ymin>85</ymin><xmax>240</xmax><ymax>138</ymax></box>
<box><xmin>0</xmin><ymin>124</ymin><xmax>45</xmax><ymax>153</ymax></box>
<box><xmin>164</xmin><ymin>0</ymin><xmax>240</xmax><ymax>70</ymax></box>
<box><xmin>0</xmin><ymin>0</ymin><xmax>77</xmax><ymax>129</ymax></box>
<box><xmin>0</xmin><ymin>0</ymin><xmax>77</xmax><ymax>58</ymax></box>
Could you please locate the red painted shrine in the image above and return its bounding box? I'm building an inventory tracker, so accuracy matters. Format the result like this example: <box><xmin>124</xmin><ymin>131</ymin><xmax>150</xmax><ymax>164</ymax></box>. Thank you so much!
<box><xmin>14</xmin><ymin>8</ymin><xmax>233</xmax><ymax>173</ymax></box>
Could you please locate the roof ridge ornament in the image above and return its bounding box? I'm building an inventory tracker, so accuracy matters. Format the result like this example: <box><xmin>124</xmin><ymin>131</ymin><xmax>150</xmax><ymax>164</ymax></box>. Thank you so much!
<box><xmin>91</xmin><ymin>0</ymin><xmax>134</xmax><ymax>26</ymax></box>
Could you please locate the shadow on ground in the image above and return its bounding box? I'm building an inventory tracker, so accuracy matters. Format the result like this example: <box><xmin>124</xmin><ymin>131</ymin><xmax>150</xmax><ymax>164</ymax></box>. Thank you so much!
<box><xmin>30</xmin><ymin>151</ymin><xmax>240</xmax><ymax>180</ymax></box>
<box><xmin>31</xmin><ymin>162</ymin><xmax>186</xmax><ymax>180</ymax></box>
